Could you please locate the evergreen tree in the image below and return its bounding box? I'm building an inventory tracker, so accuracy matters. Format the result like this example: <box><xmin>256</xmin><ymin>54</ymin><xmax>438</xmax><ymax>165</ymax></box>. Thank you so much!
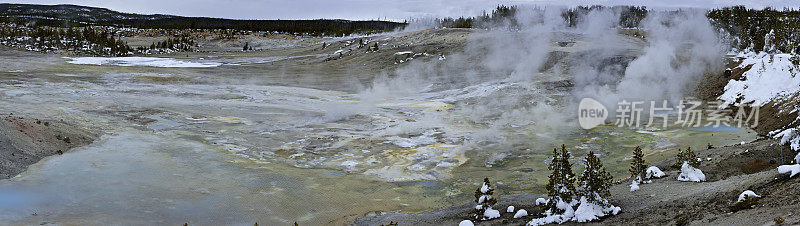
<box><xmin>243</xmin><ymin>42</ymin><xmax>249</xmax><ymax>51</ymax></box>
<box><xmin>676</xmin><ymin>147</ymin><xmax>699</xmax><ymax>168</ymax></box>
<box><xmin>471</xmin><ymin>177</ymin><xmax>497</xmax><ymax>220</ymax></box>
<box><xmin>580</xmin><ymin>151</ymin><xmax>613</xmax><ymax>202</ymax></box>
<box><xmin>545</xmin><ymin>144</ymin><xmax>577</xmax><ymax>212</ymax></box>
<box><xmin>629</xmin><ymin>146</ymin><xmax>647</xmax><ymax>182</ymax></box>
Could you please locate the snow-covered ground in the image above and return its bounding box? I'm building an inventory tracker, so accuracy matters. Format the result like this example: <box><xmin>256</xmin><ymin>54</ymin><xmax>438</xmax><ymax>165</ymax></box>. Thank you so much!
<box><xmin>719</xmin><ymin>51</ymin><xmax>800</xmax><ymax>108</ymax></box>
<box><xmin>66</xmin><ymin>57</ymin><xmax>223</xmax><ymax>68</ymax></box>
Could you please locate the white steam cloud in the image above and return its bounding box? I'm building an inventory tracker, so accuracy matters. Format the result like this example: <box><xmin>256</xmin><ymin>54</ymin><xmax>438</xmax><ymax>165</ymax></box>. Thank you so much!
<box><xmin>331</xmin><ymin>6</ymin><xmax>727</xmax><ymax>150</ymax></box>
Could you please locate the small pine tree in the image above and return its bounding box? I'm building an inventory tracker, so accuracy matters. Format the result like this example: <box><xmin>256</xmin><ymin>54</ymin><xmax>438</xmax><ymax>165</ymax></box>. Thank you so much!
<box><xmin>676</xmin><ymin>147</ymin><xmax>699</xmax><ymax>168</ymax></box>
<box><xmin>545</xmin><ymin>144</ymin><xmax>577</xmax><ymax>212</ymax></box>
<box><xmin>471</xmin><ymin>177</ymin><xmax>497</xmax><ymax>220</ymax></box>
<box><xmin>580</xmin><ymin>151</ymin><xmax>613</xmax><ymax>202</ymax></box>
<box><xmin>243</xmin><ymin>42</ymin><xmax>249</xmax><ymax>51</ymax></box>
<box><xmin>629</xmin><ymin>146</ymin><xmax>647</xmax><ymax>182</ymax></box>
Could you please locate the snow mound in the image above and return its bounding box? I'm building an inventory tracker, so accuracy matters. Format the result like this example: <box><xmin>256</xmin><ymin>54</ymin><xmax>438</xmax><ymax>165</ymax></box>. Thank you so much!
<box><xmin>514</xmin><ymin>209</ymin><xmax>528</xmax><ymax>218</ymax></box>
<box><xmin>573</xmin><ymin>196</ymin><xmax>621</xmax><ymax>222</ymax></box>
<box><xmin>737</xmin><ymin>190</ymin><xmax>761</xmax><ymax>202</ymax></box>
<box><xmin>483</xmin><ymin>206</ymin><xmax>500</xmax><ymax>219</ymax></box>
<box><xmin>646</xmin><ymin>166</ymin><xmax>666</xmax><ymax>179</ymax></box>
<box><xmin>527</xmin><ymin>197</ymin><xmax>619</xmax><ymax>225</ymax></box>
<box><xmin>629</xmin><ymin>180</ymin><xmax>640</xmax><ymax>192</ymax></box>
<box><xmin>66</xmin><ymin>57</ymin><xmax>222</xmax><ymax>68</ymax></box>
<box><xmin>459</xmin><ymin>220</ymin><xmax>474</xmax><ymax>226</ymax></box>
<box><xmin>507</xmin><ymin>205</ymin><xmax>515</xmax><ymax>213</ymax></box>
<box><xmin>535</xmin><ymin>197</ymin><xmax>548</xmax><ymax>206</ymax></box>
<box><xmin>778</xmin><ymin>164</ymin><xmax>800</xmax><ymax>177</ymax></box>
<box><xmin>677</xmin><ymin>162</ymin><xmax>706</xmax><ymax>182</ymax></box>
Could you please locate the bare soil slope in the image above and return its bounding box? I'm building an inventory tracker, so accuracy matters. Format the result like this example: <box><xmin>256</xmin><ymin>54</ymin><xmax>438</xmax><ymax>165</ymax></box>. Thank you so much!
<box><xmin>0</xmin><ymin>114</ymin><xmax>95</xmax><ymax>179</ymax></box>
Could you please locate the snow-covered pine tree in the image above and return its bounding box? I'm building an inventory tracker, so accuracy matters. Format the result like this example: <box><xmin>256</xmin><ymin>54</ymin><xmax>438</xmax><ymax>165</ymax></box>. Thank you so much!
<box><xmin>545</xmin><ymin>144</ymin><xmax>577</xmax><ymax>212</ymax></box>
<box><xmin>580</xmin><ymin>151</ymin><xmax>613</xmax><ymax>202</ymax></box>
<box><xmin>629</xmin><ymin>146</ymin><xmax>647</xmax><ymax>182</ymax></box>
<box><xmin>472</xmin><ymin>177</ymin><xmax>498</xmax><ymax>220</ymax></box>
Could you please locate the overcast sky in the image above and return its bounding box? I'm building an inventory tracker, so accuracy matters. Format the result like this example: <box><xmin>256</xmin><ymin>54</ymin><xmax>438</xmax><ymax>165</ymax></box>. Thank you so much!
<box><xmin>2</xmin><ymin>0</ymin><xmax>797</xmax><ymax>21</ymax></box>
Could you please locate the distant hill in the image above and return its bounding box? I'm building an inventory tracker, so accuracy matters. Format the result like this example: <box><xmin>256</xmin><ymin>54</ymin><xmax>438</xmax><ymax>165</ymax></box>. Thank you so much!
<box><xmin>0</xmin><ymin>3</ymin><xmax>406</xmax><ymax>36</ymax></box>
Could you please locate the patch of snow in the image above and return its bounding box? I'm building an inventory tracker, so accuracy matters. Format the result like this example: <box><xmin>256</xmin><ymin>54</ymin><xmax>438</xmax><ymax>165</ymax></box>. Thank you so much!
<box><xmin>514</xmin><ymin>209</ymin><xmax>528</xmax><ymax>218</ymax></box>
<box><xmin>646</xmin><ymin>166</ymin><xmax>666</xmax><ymax>179</ymax></box>
<box><xmin>573</xmin><ymin>196</ymin><xmax>621</xmax><ymax>223</ymax></box>
<box><xmin>65</xmin><ymin>57</ymin><xmax>222</xmax><ymax>68</ymax></box>
<box><xmin>394</xmin><ymin>51</ymin><xmax>413</xmax><ymax>55</ymax></box>
<box><xmin>483</xmin><ymin>206</ymin><xmax>500</xmax><ymax>219</ymax></box>
<box><xmin>340</xmin><ymin>160</ymin><xmax>359</xmax><ymax>168</ymax></box>
<box><xmin>458</xmin><ymin>220</ymin><xmax>474</xmax><ymax>226</ymax></box>
<box><xmin>480</xmin><ymin>183</ymin><xmax>489</xmax><ymax>193</ymax></box>
<box><xmin>778</xmin><ymin>164</ymin><xmax>800</xmax><ymax>177</ymax></box>
<box><xmin>737</xmin><ymin>190</ymin><xmax>761</xmax><ymax>202</ymax></box>
<box><xmin>677</xmin><ymin>162</ymin><xmax>706</xmax><ymax>182</ymax></box>
<box><xmin>527</xmin><ymin>199</ymin><xmax>576</xmax><ymax>225</ymax></box>
<box><xmin>528</xmin><ymin>196</ymin><xmax>618</xmax><ymax>225</ymax></box>
<box><xmin>535</xmin><ymin>198</ymin><xmax>547</xmax><ymax>205</ymax></box>
<box><xmin>507</xmin><ymin>205</ymin><xmax>515</xmax><ymax>213</ymax></box>
<box><xmin>629</xmin><ymin>180</ymin><xmax>640</xmax><ymax>192</ymax></box>
<box><xmin>773</xmin><ymin>128</ymin><xmax>799</xmax><ymax>153</ymax></box>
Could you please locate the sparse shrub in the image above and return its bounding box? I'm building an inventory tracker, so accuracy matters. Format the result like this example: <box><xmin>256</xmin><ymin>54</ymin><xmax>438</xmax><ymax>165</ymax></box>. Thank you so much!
<box><xmin>774</xmin><ymin>216</ymin><xmax>785</xmax><ymax>225</ymax></box>
<box><xmin>675</xmin><ymin>215</ymin><xmax>689</xmax><ymax>226</ymax></box>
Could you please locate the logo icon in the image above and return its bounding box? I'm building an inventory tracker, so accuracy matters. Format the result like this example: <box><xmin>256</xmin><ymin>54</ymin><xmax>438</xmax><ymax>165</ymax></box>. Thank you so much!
<box><xmin>578</xmin><ymin>98</ymin><xmax>607</xmax><ymax>129</ymax></box>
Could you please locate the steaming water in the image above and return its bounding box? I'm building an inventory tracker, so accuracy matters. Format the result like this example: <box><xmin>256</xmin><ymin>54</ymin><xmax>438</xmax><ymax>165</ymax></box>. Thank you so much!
<box><xmin>0</xmin><ymin>9</ymin><xmax>757</xmax><ymax>225</ymax></box>
<box><xmin>0</xmin><ymin>52</ymin><xmax>754</xmax><ymax>225</ymax></box>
